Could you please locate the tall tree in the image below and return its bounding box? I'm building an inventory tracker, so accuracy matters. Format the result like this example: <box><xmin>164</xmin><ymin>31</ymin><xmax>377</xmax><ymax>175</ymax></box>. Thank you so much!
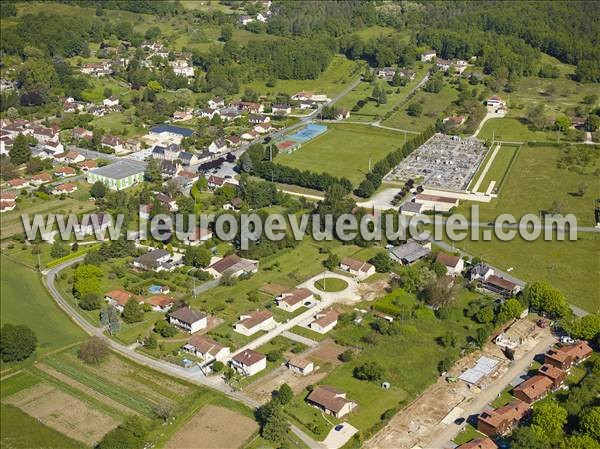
<box><xmin>0</xmin><ymin>324</ymin><xmax>37</xmax><ymax>362</ymax></box>
<box><xmin>9</xmin><ymin>133</ymin><xmax>31</xmax><ymax>165</ymax></box>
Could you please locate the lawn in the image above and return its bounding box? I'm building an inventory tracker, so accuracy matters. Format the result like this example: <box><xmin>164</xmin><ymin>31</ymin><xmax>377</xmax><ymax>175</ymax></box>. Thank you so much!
<box><xmin>475</xmin><ymin>144</ymin><xmax>520</xmax><ymax>194</ymax></box>
<box><xmin>0</xmin><ymin>256</ymin><xmax>85</xmax><ymax>366</ymax></box>
<box><xmin>90</xmin><ymin>111</ymin><xmax>145</xmax><ymax>137</ymax></box>
<box><xmin>453</xmin><ymin>424</ymin><xmax>486</xmax><ymax>445</ymax></box>
<box><xmin>80</xmin><ymin>78</ymin><xmax>130</xmax><ymax>103</ymax></box>
<box><xmin>242</xmin><ymin>56</ymin><xmax>363</xmax><ymax>98</ymax></box>
<box><xmin>288</xmin><ymin>288</ymin><xmax>490</xmax><ymax>438</ymax></box>
<box><xmin>382</xmin><ymin>82</ymin><xmax>460</xmax><ymax>132</ymax></box>
<box><xmin>477</xmin><ymin>117</ymin><xmax>559</xmax><ymax>143</ymax></box>
<box><xmin>314</xmin><ymin>278</ymin><xmax>348</xmax><ymax>292</ymax></box>
<box><xmin>275</xmin><ymin>123</ymin><xmax>404</xmax><ymax>185</ymax></box>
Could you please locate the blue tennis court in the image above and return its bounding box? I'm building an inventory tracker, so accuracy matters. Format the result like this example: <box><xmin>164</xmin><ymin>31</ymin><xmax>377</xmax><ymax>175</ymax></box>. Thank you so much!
<box><xmin>287</xmin><ymin>124</ymin><xmax>328</xmax><ymax>142</ymax></box>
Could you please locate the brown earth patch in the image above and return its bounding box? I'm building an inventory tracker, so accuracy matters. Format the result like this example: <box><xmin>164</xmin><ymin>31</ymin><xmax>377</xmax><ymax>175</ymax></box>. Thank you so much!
<box><xmin>260</xmin><ymin>282</ymin><xmax>290</xmax><ymax>296</ymax></box>
<box><xmin>35</xmin><ymin>363</ymin><xmax>140</xmax><ymax>416</ymax></box>
<box><xmin>309</xmin><ymin>339</ymin><xmax>346</xmax><ymax>364</ymax></box>
<box><xmin>165</xmin><ymin>405</ymin><xmax>257</xmax><ymax>449</ymax></box>
<box><xmin>4</xmin><ymin>382</ymin><xmax>119</xmax><ymax>445</ymax></box>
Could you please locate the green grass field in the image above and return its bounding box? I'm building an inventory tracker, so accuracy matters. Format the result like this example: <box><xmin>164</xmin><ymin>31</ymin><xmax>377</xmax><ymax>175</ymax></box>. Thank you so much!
<box><xmin>242</xmin><ymin>56</ymin><xmax>363</xmax><ymax>98</ymax></box>
<box><xmin>80</xmin><ymin>78</ymin><xmax>130</xmax><ymax>103</ymax></box>
<box><xmin>0</xmin><ymin>256</ymin><xmax>85</xmax><ymax>364</ymax></box>
<box><xmin>276</xmin><ymin>124</ymin><xmax>403</xmax><ymax>185</ymax></box>
<box><xmin>314</xmin><ymin>278</ymin><xmax>348</xmax><ymax>292</ymax></box>
<box><xmin>476</xmin><ymin>144</ymin><xmax>520</xmax><ymax>194</ymax></box>
<box><xmin>477</xmin><ymin>117</ymin><xmax>559</xmax><ymax>143</ymax></box>
<box><xmin>382</xmin><ymin>83</ymin><xmax>460</xmax><ymax>131</ymax></box>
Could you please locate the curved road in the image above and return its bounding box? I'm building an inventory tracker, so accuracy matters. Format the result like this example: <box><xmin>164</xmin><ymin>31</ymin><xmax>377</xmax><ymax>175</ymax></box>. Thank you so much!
<box><xmin>43</xmin><ymin>256</ymin><xmax>324</xmax><ymax>449</ymax></box>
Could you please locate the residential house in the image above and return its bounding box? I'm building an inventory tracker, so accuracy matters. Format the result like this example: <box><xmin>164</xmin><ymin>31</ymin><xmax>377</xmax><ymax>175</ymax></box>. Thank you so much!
<box><xmin>102</xmin><ymin>135</ymin><xmax>125</xmax><ymax>154</ymax></box>
<box><xmin>63</xmin><ymin>97</ymin><xmax>86</xmax><ymax>113</ymax></box>
<box><xmin>306</xmin><ymin>385</ymin><xmax>357</xmax><ymax>418</ymax></box>
<box><xmin>30</xmin><ymin>172</ymin><xmax>53</xmax><ymax>186</ymax></box>
<box><xmin>207</xmin><ymin>254</ymin><xmax>259</xmax><ymax>278</ymax></box>
<box><xmin>226</xmin><ymin>135</ymin><xmax>242</xmax><ymax>147</ymax></box>
<box><xmin>54</xmin><ymin>166</ymin><xmax>76</xmax><ymax>178</ymax></box>
<box><xmin>55</xmin><ymin>150</ymin><xmax>85</xmax><ymax>164</ymax></box>
<box><xmin>287</xmin><ymin>357</ymin><xmax>314</xmax><ymax>375</ymax></box>
<box><xmin>231</xmin><ymin>349</ymin><xmax>266</xmax><ymax>376</ymax></box>
<box><xmin>207</xmin><ymin>175</ymin><xmax>226</xmax><ymax>190</ymax></box>
<box><xmin>339</xmin><ymin>257</ymin><xmax>375</xmax><ymax>279</ymax></box>
<box><xmin>79</xmin><ymin>160</ymin><xmax>97</xmax><ymax>171</ymax></box>
<box><xmin>168</xmin><ymin>307</ymin><xmax>207</xmax><ymax>333</ymax></box>
<box><xmin>52</xmin><ymin>183</ymin><xmax>77</xmax><ymax>195</ymax></box>
<box><xmin>173</xmin><ymin>109</ymin><xmax>193</xmax><ymax>122</ymax></box>
<box><xmin>223</xmin><ymin>197</ymin><xmax>243</xmax><ymax>211</ymax></box>
<box><xmin>421</xmin><ymin>50</ymin><xmax>437</xmax><ymax>62</ymax></box>
<box><xmin>376</xmin><ymin>67</ymin><xmax>396</xmax><ymax>79</ymax></box>
<box><xmin>239</xmin><ymin>15</ymin><xmax>254</xmax><ymax>26</ymax></box>
<box><xmin>436</xmin><ymin>252</ymin><xmax>465</xmax><ymax>276</ymax></box>
<box><xmin>388</xmin><ymin>239</ymin><xmax>431</xmax><ymax>265</ymax></box>
<box><xmin>6</xmin><ymin>178</ymin><xmax>29</xmax><ymax>189</ymax></box>
<box><xmin>86</xmin><ymin>160</ymin><xmax>145</xmax><ymax>191</ymax></box>
<box><xmin>241</xmin><ymin>130</ymin><xmax>260</xmax><ymax>141</ymax></box>
<box><xmin>276</xmin><ymin>288</ymin><xmax>314</xmax><ymax>312</ymax></box>
<box><xmin>486</xmin><ymin>96</ymin><xmax>505</xmax><ymax>109</ymax></box>
<box><xmin>483</xmin><ymin>275</ymin><xmax>522</xmax><ymax>297</ymax></box>
<box><xmin>544</xmin><ymin>342</ymin><xmax>593</xmax><ymax>370</ymax></box>
<box><xmin>456</xmin><ymin>438</ymin><xmax>498</xmax><ymax>449</ymax></box>
<box><xmin>132</xmin><ymin>249</ymin><xmax>174</xmax><ymax>272</ymax></box>
<box><xmin>0</xmin><ymin>199</ymin><xmax>16</xmax><ymax>212</ymax></box>
<box><xmin>468</xmin><ymin>263</ymin><xmax>495</xmax><ymax>282</ymax></box>
<box><xmin>398</xmin><ymin>69</ymin><xmax>416</xmax><ymax>79</ymax></box>
<box><xmin>299</xmin><ymin>100</ymin><xmax>315</xmax><ymax>110</ymax></box>
<box><xmin>444</xmin><ymin>115</ymin><xmax>466</xmax><ymax>127</ymax></box>
<box><xmin>538</xmin><ymin>363</ymin><xmax>567</xmax><ymax>388</ymax></box>
<box><xmin>414</xmin><ymin>193</ymin><xmax>459</xmax><ymax>212</ymax></box>
<box><xmin>219</xmin><ymin>108</ymin><xmax>242</xmax><ymax>121</ymax></box>
<box><xmin>169</xmin><ymin>60</ymin><xmax>194</xmax><ymax>77</ymax></box>
<box><xmin>308</xmin><ymin>308</ymin><xmax>342</xmax><ymax>334</ymax></box>
<box><xmin>183</xmin><ymin>227</ymin><xmax>213</xmax><ymax>246</ymax></box>
<box><xmin>44</xmin><ymin>141</ymin><xmax>64</xmax><ymax>155</ymax></box>
<box><xmin>234</xmin><ymin>310</ymin><xmax>276</xmax><ymax>336</ymax></box>
<box><xmin>335</xmin><ymin>109</ymin><xmax>350</xmax><ymax>120</ymax></box>
<box><xmin>183</xmin><ymin>335</ymin><xmax>230</xmax><ymax>363</ymax></box>
<box><xmin>249</xmin><ymin>114</ymin><xmax>270</xmax><ymax>125</ymax></box>
<box><xmin>199</xmin><ymin>108</ymin><xmax>219</xmax><ymax>119</ymax></box>
<box><xmin>156</xmin><ymin>192</ymin><xmax>178</xmax><ymax>211</ymax></box>
<box><xmin>254</xmin><ymin>124</ymin><xmax>273</xmax><ymax>134</ymax></box>
<box><xmin>231</xmin><ymin>101</ymin><xmax>264</xmax><ymax>113</ymax></box>
<box><xmin>104</xmin><ymin>289</ymin><xmax>140</xmax><ymax>312</ymax></box>
<box><xmin>103</xmin><ymin>96</ymin><xmax>119</xmax><ymax>108</ymax></box>
<box><xmin>160</xmin><ymin>160</ymin><xmax>183</xmax><ymax>178</ymax></box>
<box><xmin>208</xmin><ymin>138</ymin><xmax>228</xmax><ymax>154</ymax></box>
<box><xmin>513</xmin><ymin>375</ymin><xmax>553</xmax><ymax>403</ymax></box>
<box><xmin>436</xmin><ymin>58</ymin><xmax>452</xmax><ymax>71</ymax></box>
<box><xmin>272</xmin><ymin>104</ymin><xmax>291</xmax><ymax>115</ymax></box>
<box><xmin>208</xmin><ymin>97</ymin><xmax>224</xmax><ymax>109</ymax></box>
<box><xmin>477</xmin><ymin>400</ymin><xmax>530</xmax><ymax>437</ymax></box>
<box><xmin>145</xmin><ymin>295</ymin><xmax>174</xmax><ymax>312</ymax></box>
<box><xmin>453</xmin><ymin>59</ymin><xmax>469</xmax><ymax>74</ymax></box>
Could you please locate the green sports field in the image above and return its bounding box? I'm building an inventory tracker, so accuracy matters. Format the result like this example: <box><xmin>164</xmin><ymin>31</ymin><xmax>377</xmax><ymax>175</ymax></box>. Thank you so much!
<box><xmin>275</xmin><ymin>124</ymin><xmax>404</xmax><ymax>185</ymax></box>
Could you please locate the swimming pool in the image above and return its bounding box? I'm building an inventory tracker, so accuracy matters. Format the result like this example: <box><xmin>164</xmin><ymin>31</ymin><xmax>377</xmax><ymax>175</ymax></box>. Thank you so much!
<box><xmin>148</xmin><ymin>285</ymin><xmax>163</xmax><ymax>294</ymax></box>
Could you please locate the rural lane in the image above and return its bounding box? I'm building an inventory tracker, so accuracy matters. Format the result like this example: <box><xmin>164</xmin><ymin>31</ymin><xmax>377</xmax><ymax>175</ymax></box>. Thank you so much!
<box><xmin>423</xmin><ymin>334</ymin><xmax>556</xmax><ymax>449</ymax></box>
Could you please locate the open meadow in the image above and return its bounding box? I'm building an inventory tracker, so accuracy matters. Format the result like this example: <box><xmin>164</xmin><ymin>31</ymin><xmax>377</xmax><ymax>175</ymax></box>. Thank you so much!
<box><xmin>275</xmin><ymin>124</ymin><xmax>404</xmax><ymax>185</ymax></box>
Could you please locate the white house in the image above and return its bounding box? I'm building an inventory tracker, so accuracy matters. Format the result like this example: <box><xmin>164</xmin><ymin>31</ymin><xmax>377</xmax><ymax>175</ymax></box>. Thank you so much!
<box><xmin>421</xmin><ymin>50</ymin><xmax>437</xmax><ymax>62</ymax></box>
<box><xmin>207</xmin><ymin>255</ymin><xmax>259</xmax><ymax>279</ymax></box>
<box><xmin>169</xmin><ymin>60</ymin><xmax>194</xmax><ymax>77</ymax></box>
<box><xmin>276</xmin><ymin>288</ymin><xmax>314</xmax><ymax>312</ymax></box>
<box><xmin>183</xmin><ymin>335</ymin><xmax>230</xmax><ymax>363</ymax></box>
<box><xmin>103</xmin><ymin>96</ymin><xmax>119</xmax><ymax>108</ymax></box>
<box><xmin>132</xmin><ymin>248</ymin><xmax>173</xmax><ymax>272</ymax></box>
<box><xmin>272</xmin><ymin>104</ymin><xmax>291</xmax><ymax>115</ymax></box>
<box><xmin>168</xmin><ymin>307</ymin><xmax>207</xmax><ymax>333</ymax></box>
<box><xmin>183</xmin><ymin>227</ymin><xmax>213</xmax><ymax>246</ymax></box>
<box><xmin>145</xmin><ymin>295</ymin><xmax>174</xmax><ymax>312</ymax></box>
<box><xmin>287</xmin><ymin>357</ymin><xmax>314</xmax><ymax>375</ymax></box>
<box><xmin>234</xmin><ymin>310</ymin><xmax>276</xmax><ymax>336</ymax></box>
<box><xmin>306</xmin><ymin>385</ymin><xmax>357</xmax><ymax>418</ymax></box>
<box><xmin>101</xmin><ymin>135</ymin><xmax>125</xmax><ymax>154</ymax></box>
<box><xmin>339</xmin><ymin>257</ymin><xmax>375</xmax><ymax>279</ymax></box>
<box><xmin>208</xmin><ymin>97</ymin><xmax>224</xmax><ymax>109</ymax></box>
<box><xmin>308</xmin><ymin>308</ymin><xmax>341</xmax><ymax>334</ymax></box>
<box><xmin>436</xmin><ymin>252</ymin><xmax>465</xmax><ymax>276</ymax></box>
<box><xmin>52</xmin><ymin>183</ymin><xmax>77</xmax><ymax>195</ymax></box>
<box><xmin>44</xmin><ymin>141</ymin><xmax>64</xmax><ymax>155</ymax></box>
<box><xmin>208</xmin><ymin>138</ymin><xmax>227</xmax><ymax>154</ymax></box>
<box><xmin>231</xmin><ymin>349</ymin><xmax>266</xmax><ymax>376</ymax></box>
<box><xmin>104</xmin><ymin>289</ymin><xmax>140</xmax><ymax>313</ymax></box>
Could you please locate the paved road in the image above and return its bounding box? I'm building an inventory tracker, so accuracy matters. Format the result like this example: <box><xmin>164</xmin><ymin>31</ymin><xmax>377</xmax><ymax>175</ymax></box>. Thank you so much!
<box><xmin>424</xmin><ymin>334</ymin><xmax>556</xmax><ymax>449</ymax></box>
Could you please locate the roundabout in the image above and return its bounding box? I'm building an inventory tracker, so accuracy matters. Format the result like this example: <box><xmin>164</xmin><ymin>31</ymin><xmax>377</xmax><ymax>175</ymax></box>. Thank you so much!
<box><xmin>314</xmin><ymin>277</ymin><xmax>348</xmax><ymax>292</ymax></box>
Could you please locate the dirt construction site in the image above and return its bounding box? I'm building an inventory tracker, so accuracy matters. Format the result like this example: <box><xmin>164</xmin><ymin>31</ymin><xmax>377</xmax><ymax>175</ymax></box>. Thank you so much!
<box><xmin>365</xmin><ymin>318</ymin><xmax>552</xmax><ymax>449</ymax></box>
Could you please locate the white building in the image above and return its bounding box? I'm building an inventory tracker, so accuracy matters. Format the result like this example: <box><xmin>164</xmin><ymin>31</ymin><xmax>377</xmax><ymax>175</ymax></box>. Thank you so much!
<box><xmin>276</xmin><ymin>288</ymin><xmax>314</xmax><ymax>312</ymax></box>
<box><xmin>234</xmin><ymin>310</ymin><xmax>276</xmax><ymax>336</ymax></box>
<box><xmin>183</xmin><ymin>335</ymin><xmax>230</xmax><ymax>364</ymax></box>
<box><xmin>231</xmin><ymin>349</ymin><xmax>266</xmax><ymax>376</ymax></box>
<box><xmin>339</xmin><ymin>258</ymin><xmax>375</xmax><ymax>279</ymax></box>
<box><xmin>436</xmin><ymin>252</ymin><xmax>465</xmax><ymax>276</ymax></box>
<box><xmin>287</xmin><ymin>357</ymin><xmax>314</xmax><ymax>375</ymax></box>
<box><xmin>421</xmin><ymin>50</ymin><xmax>437</xmax><ymax>62</ymax></box>
<box><xmin>168</xmin><ymin>307</ymin><xmax>207</xmax><ymax>333</ymax></box>
<box><xmin>308</xmin><ymin>308</ymin><xmax>341</xmax><ymax>334</ymax></box>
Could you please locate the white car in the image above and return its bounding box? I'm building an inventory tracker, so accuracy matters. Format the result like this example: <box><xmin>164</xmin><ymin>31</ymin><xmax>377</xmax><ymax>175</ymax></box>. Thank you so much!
<box><xmin>560</xmin><ymin>336</ymin><xmax>575</xmax><ymax>344</ymax></box>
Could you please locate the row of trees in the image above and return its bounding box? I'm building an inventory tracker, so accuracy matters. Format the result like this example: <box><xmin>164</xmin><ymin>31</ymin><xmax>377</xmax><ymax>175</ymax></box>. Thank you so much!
<box><xmin>355</xmin><ymin>125</ymin><xmax>436</xmax><ymax>198</ymax></box>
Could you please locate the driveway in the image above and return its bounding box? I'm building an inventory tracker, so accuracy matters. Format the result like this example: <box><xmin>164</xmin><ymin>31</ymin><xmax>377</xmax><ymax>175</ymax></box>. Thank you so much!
<box><xmin>323</xmin><ymin>422</ymin><xmax>358</xmax><ymax>449</ymax></box>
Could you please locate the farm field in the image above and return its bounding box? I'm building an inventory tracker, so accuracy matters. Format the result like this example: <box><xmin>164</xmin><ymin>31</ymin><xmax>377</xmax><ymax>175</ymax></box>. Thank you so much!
<box><xmin>275</xmin><ymin>124</ymin><xmax>403</xmax><ymax>185</ymax></box>
<box><xmin>165</xmin><ymin>405</ymin><xmax>257</xmax><ymax>449</ymax></box>
<box><xmin>0</xmin><ymin>256</ymin><xmax>85</xmax><ymax>365</ymax></box>
<box><xmin>477</xmin><ymin>117</ymin><xmax>558</xmax><ymax>143</ymax></box>
<box><xmin>382</xmin><ymin>82</ymin><xmax>460</xmax><ymax>132</ymax></box>
<box><xmin>242</xmin><ymin>56</ymin><xmax>363</xmax><ymax>98</ymax></box>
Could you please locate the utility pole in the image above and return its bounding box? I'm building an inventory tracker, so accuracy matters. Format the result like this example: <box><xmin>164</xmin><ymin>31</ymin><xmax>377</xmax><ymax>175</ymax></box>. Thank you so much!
<box><xmin>368</xmin><ymin>156</ymin><xmax>372</xmax><ymax>172</ymax></box>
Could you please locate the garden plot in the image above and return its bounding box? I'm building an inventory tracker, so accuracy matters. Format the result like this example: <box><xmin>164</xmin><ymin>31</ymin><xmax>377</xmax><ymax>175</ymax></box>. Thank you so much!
<box><xmin>165</xmin><ymin>405</ymin><xmax>257</xmax><ymax>449</ymax></box>
<box><xmin>4</xmin><ymin>382</ymin><xmax>119</xmax><ymax>445</ymax></box>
